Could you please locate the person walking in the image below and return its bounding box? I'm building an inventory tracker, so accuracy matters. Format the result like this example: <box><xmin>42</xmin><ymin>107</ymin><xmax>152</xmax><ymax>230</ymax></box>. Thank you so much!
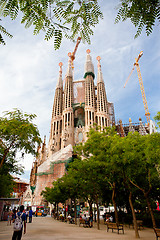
<box><xmin>7</xmin><ymin>209</ymin><xmax>13</xmax><ymax>225</ymax></box>
<box><xmin>25</xmin><ymin>210</ymin><xmax>29</xmax><ymax>223</ymax></box>
<box><xmin>12</xmin><ymin>205</ymin><xmax>26</xmax><ymax>240</ymax></box>
<box><xmin>29</xmin><ymin>208</ymin><xmax>33</xmax><ymax>223</ymax></box>
<box><xmin>89</xmin><ymin>212</ymin><xmax>93</xmax><ymax>228</ymax></box>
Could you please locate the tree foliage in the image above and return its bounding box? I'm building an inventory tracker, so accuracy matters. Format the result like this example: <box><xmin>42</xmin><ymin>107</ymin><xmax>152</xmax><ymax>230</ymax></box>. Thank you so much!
<box><xmin>0</xmin><ymin>0</ymin><xmax>103</xmax><ymax>49</ymax></box>
<box><xmin>0</xmin><ymin>18</ymin><xmax>13</xmax><ymax>45</ymax></box>
<box><xmin>42</xmin><ymin>126</ymin><xmax>160</xmax><ymax>230</ymax></box>
<box><xmin>115</xmin><ymin>0</ymin><xmax>160</xmax><ymax>38</ymax></box>
<box><xmin>154</xmin><ymin>111</ymin><xmax>160</xmax><ymax>128</ymax></box>
<box><xmin>0</xmin><ymin>108</ymin><xmax>42</xmax><ymax>169</ymax></box>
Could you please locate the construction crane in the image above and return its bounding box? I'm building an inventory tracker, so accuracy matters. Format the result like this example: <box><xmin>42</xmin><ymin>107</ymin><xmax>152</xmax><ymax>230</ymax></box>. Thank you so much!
<box><xmin>124</xmin><ymin>51</ymin><xmax>150</xmax><ymax>124</ymax></box>
<box><xmin>63</xmin><ymin>37</ymin><xmax>81</xmax><ymax>84</ymax></box>
<box><xmin>68</xmin><ymin>36</ymin><xmax>81</xmax><ymax>69</ymax></box>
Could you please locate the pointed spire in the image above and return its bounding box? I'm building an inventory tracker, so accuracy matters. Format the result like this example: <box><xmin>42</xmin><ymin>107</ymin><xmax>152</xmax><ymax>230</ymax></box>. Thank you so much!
<box><xmin>44</xmin><ymin>135</ymin><xmax>46</xmax><ymax>144</ymax></box>
<box><xmin>139</xmin><ymin>118</ymin><xmax>147</xmax><ymax>135</ymax></box>
<box><xmin>84</xmin><ymin>49</ymin><xmax>94</xmax><ymax>74</ymax></box>
<box><xmin>129</xmin><ymin>118</ymin><xmax>135</xmax><ymax>133</ymax></box>
<box><xmin>56</xmin><ymin>62</ymin><xmax>63</xmax><ymax>88</ymax></box>
<box><xmin>119</xmin><ymin>120</ymin><xmax>125</xmax><ymax>137</ymax></box>
<box><xmin>96</xmin><ymin>56</ymin><xmax>104</xmax><ymax>83</ymax></box>
<box><xmin>66</xmin><ymin>53</ymin><xmax>73</xmax><ymax>77</ymax></box>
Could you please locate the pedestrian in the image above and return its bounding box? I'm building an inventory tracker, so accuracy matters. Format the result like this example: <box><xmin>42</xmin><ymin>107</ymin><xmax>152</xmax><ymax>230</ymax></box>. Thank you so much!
<box><xmin>7</xmin><ymin>209</ymin><xmax>13</xmax><ymax>225</ymax></box>
<box><xmin>12</xmin><ymin>209</ymin><xmax>17</xmax><ymax>221</ymax></box>
<box><xmin>25</xmin><ymin>210</ymin><xmax>29</xmax><ymax>223</ymax></box>
<box><xmin>29</xmin><ymin>208</ymin><xmax>33</xmax><ymax>223</ymax></box>
<box><xmin>35</xmin><ymin>209</ymin><xmax>38</xmax><ymax>217</ymax></box>
<box><xmin>12</xmin><ymin>205</ymin><xmax>26</xmax><ymax>240</ymax></box>
<box><xmin>89</xmin><ymin>212</ymin><xmax>93</xmax><ymax>228</ymax></box>
<box><xmin>109</xmin><ymin>215</ymin><xmax>113</xmax><ymax>222</ymax></box>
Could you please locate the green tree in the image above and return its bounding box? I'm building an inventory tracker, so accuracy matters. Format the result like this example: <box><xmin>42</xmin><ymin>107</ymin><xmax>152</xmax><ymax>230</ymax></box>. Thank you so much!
<box><xmin>0</xmin><ymin>171</ymin><xmax>15</xmax><ymax>197</ymax></box>
<box><xmin>0</xmin><ymin>140</ymin><xmax>24</xmax><ymax>197</ymax></box>
<box><xmin>42</xmin><ymin>178</ymin><xmax>68</xmax><ymax>218</ymax></box>
<box><xmin>122</xmin><ymin>132</ymin><xmax>160</xmax><ymax>229</ymax></box>
<box><xmin>68</xmin><ymin>156</ymin><xmax>105</xmax><ymax>229</ymax></box>
<box><xmin>79</xmin><ymin>127</ymin><xmax>123</xmax><ymax>225</ymax></box>
<box><xmin>0</xmin><ymin>0</ymin><xmax>103</xmax><ymax>49</ymax></box>
<box><xmin>0</xmin><ymin>108</ymin><xmax>41</xmax><ymax>169</ymax></box>
<box><xmin>115</xmin><ymin>0</ymin><xmax>160</xmax><ymax>38</ymax></box>
<box><xmin>60</xmin><ymin>172</ymin><xmax>81</xmax><ymax>225</ymax></box>
<box><xmin>154</xmin><ymin>111</ymin><xmax>160</xmax><ymax>128</ymax></box>
<box><xmin>75</xmin><ymin>127</ymin><xmax>160</xmax><ymax>237</ymax></box>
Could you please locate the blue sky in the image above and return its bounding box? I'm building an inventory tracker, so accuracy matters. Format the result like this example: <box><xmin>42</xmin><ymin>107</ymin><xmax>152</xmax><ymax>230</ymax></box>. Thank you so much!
<box><xmin>0</xmin><ymin>0</ymin><xmax>160</xmax><ymax>180</ymax></box>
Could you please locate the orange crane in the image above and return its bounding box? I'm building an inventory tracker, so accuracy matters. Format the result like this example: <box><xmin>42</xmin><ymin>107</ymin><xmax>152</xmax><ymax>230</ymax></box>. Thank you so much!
<box><xmin>124</xmin><ymin>51</ymin><xmax>150</xmax><ymax>124</ymax></box>
<box><xmin>68</xmin><ymin>36</ymin><xmax>81</xmax><ymax>69</ymax></box>
<box><xmin>63</xmin><ymin>37</ymin><xmax>81</xmax><ymax>84</ymax></box>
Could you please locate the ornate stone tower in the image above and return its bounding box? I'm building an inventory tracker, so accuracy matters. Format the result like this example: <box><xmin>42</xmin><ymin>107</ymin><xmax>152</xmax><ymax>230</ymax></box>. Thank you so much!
<box><xmin>62</xmin><ymin>56</ymin><xmax>74</xmax><ymax>148</ymax></box>
<box><xmin>48</xmin><ymin>49</ymin><xmax>114</xmax><ymax>153</ymax></box>
<box><xmin>48</xmin><ymin>63</ymin><xmax>63</xmax><ymax>157</ymax></box>
<box><xmin>96</xmin><ymin>56</ymin><xmax>110</xmax><ymax>129</ymax></box>
<box><xmin>84</xmin><ymin>49</ymin><xmax>96</xmax><ymax>132</ymax></box>
<box><xmin>28</xmin><ymin>48</ymin><xmax>115</xmax><ymax>206</ymax></box>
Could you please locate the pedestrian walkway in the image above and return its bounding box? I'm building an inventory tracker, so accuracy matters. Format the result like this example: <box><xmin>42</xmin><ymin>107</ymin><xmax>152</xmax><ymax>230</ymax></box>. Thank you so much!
<box><xmin>0</xmin><ymin>216</ymin><xmax>155</xmax><ymax>240</ymax></box>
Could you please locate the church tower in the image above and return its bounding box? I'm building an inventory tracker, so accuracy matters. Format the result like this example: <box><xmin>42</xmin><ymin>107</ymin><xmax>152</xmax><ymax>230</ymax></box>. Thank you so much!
<box><xmin>48</xmin><ymin>63</ymin><xmax>63</xmax><ymax>157</ymax></box>
<box><xmin>96</xmin><ymin>56</ymin><xmax>110</xmax><ymax>129</ymax></box>
<box><xmin>84</xmin><ymin>49</ymin><xmax>96</xmax><ymax>132</ymax></box>
<box><xmin>28</xmin><ymin>47</ymin><xmax>116</xmax><ymax>207</ymax></box>
<box><xmin>62</xmin><ymin>55</ymin><xmax>74</xmax><ymax>148</ymax></box>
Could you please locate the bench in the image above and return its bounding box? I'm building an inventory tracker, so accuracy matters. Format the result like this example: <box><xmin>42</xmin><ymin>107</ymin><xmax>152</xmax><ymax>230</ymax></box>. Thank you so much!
<box><xmin>79</xmin><ymin>218</ymin><xmax>90</xmax><ymax>228</ymax></box>
<box><xmin>130</xmin><ymin>220</ymin><xmax>144</xmax><ymax>230</ymax></box>
<box><xmin>154</xmin><ymin>228</ymin><xmax>160</xmax><ymax>240</ymax></box>
<box><xmin>68</xmin><ymin>218</ymin><xmax>74</xmax><ymax>224</ymax></box>
<box><xmin>136</xmin><ymin>220</ymin><xmax>144</xmax><ymax>230</ymax></box>
<box><xmin>106</xmin><ymin>222</ymin><xmax>124</xmax><ymax>234</ymax></box>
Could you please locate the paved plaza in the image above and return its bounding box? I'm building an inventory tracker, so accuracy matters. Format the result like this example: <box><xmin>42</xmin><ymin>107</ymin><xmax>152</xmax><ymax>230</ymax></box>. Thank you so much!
<box><xmin>0</xmin><ymin>216</ymin><xmax>156</xmax><ymax>240</ymax></box>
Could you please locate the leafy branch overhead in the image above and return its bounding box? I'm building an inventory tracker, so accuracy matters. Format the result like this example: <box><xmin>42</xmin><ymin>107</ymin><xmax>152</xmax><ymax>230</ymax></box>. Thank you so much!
<box><xmin>115</xmin><ymin>0</ymin><xmax>160</xmax><ymax>38</ymax></box>
<box><xmin>0</xmin><ymin>0</ymin><xmax>103</xmax><ymax>49</ymax></box>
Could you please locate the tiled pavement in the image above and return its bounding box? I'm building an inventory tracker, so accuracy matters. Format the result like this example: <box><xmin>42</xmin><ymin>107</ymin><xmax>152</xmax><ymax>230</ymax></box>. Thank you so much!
<box><xmin>0</xmin><ymin>216</ymin><xmax>155</xmax><ymax>240</ymax></box>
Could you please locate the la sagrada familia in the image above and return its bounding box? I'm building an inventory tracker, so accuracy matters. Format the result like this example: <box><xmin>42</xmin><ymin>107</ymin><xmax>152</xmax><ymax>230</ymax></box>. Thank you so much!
<box><xmin>23</xmin><ymin>47</ymin><xmax>155</xmax><ymax>207</ymax></box>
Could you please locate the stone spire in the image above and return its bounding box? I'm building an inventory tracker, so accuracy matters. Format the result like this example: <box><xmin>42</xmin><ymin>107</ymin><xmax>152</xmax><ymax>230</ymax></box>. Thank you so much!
<box><xmin>56</xmin><ymin>62</ymin><xmax>63</xmax><ymax>89</ymax></box>
<box><xmin>96</xmin><ymin>56</ymin><xmax>109</xmax><ymax>127</ymax></box>
<box><xmin>84</xmin><ymin>49</ymin><xmax>96</xmax><ymax>130</ymax></box>
<box><xmin>129</xmin><ymin>118</ymin><xmax>135</xmax><ymax>133</ymax></box>
<box><xmin>119</xmin><ymin>120</ymin><xmax>126</xmax><ymax>137</ymax></box>
<box><xmin>62</xmin><ymin>53</ymin><xmax>74</xmax><ymax>148</ymax></box>
<box><xmin>139</xmin><ymin>118</ymin><xmax>147</xmax><ymax>135</ymax></box>
<box><xmin>40</xmin><ymin>135</ymin><xmax>47</xmax><ymax>164</ymax></box>
<box><xmin>66</xmin><ymin>53</ymin><xmax>73</xmax><ymax>77</ymax></box>
<box><xmin>84</xmin><ymin>49</ymin><xmax>94</xmax><ymax>76</ymax></box>
<box><xmin>48</xmin><ymin>63</ymin><xmax>63</xmax><ymax>156</ymax></box>
<box><xmin>97</xmin><ymin>56</ymin><xmax>104</xmax><ymax>83</ymax></box>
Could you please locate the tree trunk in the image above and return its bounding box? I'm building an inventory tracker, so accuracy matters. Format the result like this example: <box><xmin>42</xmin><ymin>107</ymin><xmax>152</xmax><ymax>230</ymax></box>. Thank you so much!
<box><xmin>74</xmin><ymin>198</ymin><xmax>77</xmax><ymax>225</ymax></box>
<box><xmin>94</xmin><ymin>202</ymin><xmax>96</xmax><ymax>222</ymax></box>
<box><xmin>144</xmin><ymin>192</ymin><xmax>156</xmax><ymax>228</ymax></box>
<box><xmin>64</xmin><ymin>202</ymin><xmax>66</xmax><ymax>219</ymax></box>
<box><xmin>95</xmin><ymin>198</ymin><xmax>100</xmax><ymax>230</ymax></box>
<box><xmin>57</xmin><ymin>203</ymin><xmax>59</xmax><ymax>219</ymax></box>
<box><xmin>112</xmin><ymin>183</ymin><xmax>119</xmax><ymax>224</ymax></box>
<box><xmin>129</xmin><ymin>191</ymin><xmax>140</xmax><ymax>238</ymax></box>
<box><xmin>88</xmin><ymin>199</ymin><xmax>93</xmax><ymax>215</ymax></box>
<box><xmin>129</xmin><ymin>178</ymin><xmax>156</xmax><ymax>229</ymax></box>
<box><xmin>0</xmin><ymin>148</ymin><xmax>9</xmax><ymax>169</ymax></box>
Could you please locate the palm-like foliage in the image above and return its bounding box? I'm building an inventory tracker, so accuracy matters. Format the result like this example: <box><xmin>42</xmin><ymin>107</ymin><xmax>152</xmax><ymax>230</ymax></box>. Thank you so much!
<box><xmin>0</xmin><ymin>19</ymin><xmax>13</xmax><ymax>45</ymax></box>
<box><xmin>0</xmin><ymin>0</ymin><xmax>103</xmax><ymax>49</ymax></box>
<box><xmin>115</xmin><ymin>0</ymin><xmax>160</xmax><ymax>38</ymax></box>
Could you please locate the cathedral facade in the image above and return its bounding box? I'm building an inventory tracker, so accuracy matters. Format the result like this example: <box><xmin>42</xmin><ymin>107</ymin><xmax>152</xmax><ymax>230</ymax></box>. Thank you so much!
<box><xmin>28</xmin><ymin>49</ymin><xmax>114</xmax><ymax>206</ymax></box>
<box><xmin>25</xmin><ymin>48</ymin><xmax>156</xmax><ymax>207</ymax></box>
<box><xmin>48</xmin><ymin>49</ymin><xmax>114</xmax><ymax>156</ymax></box>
